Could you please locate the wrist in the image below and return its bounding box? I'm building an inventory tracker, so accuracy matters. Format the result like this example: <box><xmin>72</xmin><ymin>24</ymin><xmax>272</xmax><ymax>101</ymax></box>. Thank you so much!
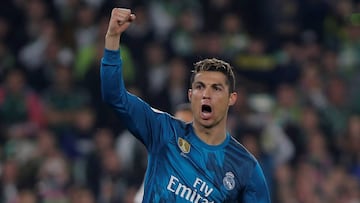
<box><xmin>105</xmin><ymin>32</ymin><xmax>121</xmax><ymax>38</ymax></box>
<box><xmin>105</xmin><ymin>34</ymin><xmax>121</xmax><ymax>50</ymax></box>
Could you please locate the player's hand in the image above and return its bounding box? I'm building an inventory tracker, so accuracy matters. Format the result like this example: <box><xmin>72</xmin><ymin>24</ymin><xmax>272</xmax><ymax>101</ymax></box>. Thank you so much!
<box><xmin>106</xmin><ymin>8</ymin><xmax>136</xmax><ymax>37</ymax></box>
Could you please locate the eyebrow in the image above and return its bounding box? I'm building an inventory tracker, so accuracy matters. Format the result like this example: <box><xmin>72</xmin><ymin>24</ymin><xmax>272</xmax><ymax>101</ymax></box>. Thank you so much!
<box><xmin>213</xmin><ymin>83</ymin><xmax>225</xmax><ymax>88</ymax></box>
<box><xmin>193</xmin><ymin>81</ymin><xmax>226</xmax><ymax>88</ymax></box>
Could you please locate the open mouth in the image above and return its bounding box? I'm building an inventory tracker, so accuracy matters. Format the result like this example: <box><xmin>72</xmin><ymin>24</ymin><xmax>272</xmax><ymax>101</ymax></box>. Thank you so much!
<box><xmin>201</xmin><ymin>104</ymin><xmax>212</xmax><ymax>113</ymax></box>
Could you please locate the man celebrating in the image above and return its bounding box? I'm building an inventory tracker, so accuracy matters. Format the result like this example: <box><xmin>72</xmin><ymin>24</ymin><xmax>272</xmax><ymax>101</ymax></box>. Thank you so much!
<box><xmin>101</xmin><ymin>8</ymin><xmax>270</xmax><ymax>202</ymax></box>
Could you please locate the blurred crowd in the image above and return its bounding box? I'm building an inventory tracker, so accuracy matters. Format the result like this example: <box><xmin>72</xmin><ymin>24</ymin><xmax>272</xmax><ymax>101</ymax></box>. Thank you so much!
<box><xmin>0</xmin><ymin>0</ymin><xmax>360</xmax><ymax>202</ymax></box>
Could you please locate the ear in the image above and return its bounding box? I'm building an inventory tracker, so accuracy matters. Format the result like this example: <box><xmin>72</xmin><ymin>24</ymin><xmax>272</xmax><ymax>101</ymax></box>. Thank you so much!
<box><xmin>228</xmin><ymin>92</ymin><xmax>237</xmax><ymax>106</ymax></box>
<box><xmin>188</xmin><ymin>89</ymin><xmax>192</xmax><ymax>102</ymax></box>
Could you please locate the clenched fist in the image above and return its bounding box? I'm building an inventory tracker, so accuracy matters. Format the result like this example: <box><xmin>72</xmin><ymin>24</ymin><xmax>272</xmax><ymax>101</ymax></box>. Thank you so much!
<box><xmin>105</xmin><ymin>8</ymin><xmax>136</xmax><ymax>50</ymax></box>
<box><xmin>107</xmin><ymin>8</ymin><xmax>136</xmax><ymax>36</ymax></box>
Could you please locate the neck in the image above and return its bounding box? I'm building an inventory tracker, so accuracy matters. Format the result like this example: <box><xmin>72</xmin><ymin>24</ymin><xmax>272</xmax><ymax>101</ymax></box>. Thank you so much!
<box><xmin>192</xmin><ymin>121</ymin><xmax>227</xmax><ymax>145</ymax></box>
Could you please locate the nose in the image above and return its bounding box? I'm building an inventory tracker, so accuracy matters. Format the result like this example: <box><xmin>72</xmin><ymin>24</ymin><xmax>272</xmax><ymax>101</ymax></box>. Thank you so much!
<box><xmin>202</xmin><ymin>87</ymin><xmax>211</xmax><ymax>99</ymax></box>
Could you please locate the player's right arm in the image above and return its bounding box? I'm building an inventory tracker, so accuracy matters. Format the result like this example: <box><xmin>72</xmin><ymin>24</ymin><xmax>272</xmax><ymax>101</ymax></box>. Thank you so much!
<box><xmin>100</xmin><ymin>8</ymin><xmax>167</xmax><ymax>151</ymax></box>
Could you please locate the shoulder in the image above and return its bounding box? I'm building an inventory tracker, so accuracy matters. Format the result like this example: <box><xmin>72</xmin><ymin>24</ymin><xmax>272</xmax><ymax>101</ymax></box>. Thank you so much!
<box><xmin>224</xmin><ymin>136</ymin><xmax>259</xmax><ymax>179</ymax></box>
<box><xmin>151</xmin><ymin>110</ymin><xmax>191</xmax><ymax>137</ymax></box>
<box><xmin>227</xmin><ymin>136</ymin><xmax>258</xmax><ymax>165</ymax></box>
<box><xmin>167</xmin><ymin>115</ymin><xmax>193</xmax><ymax>137</ymax></box>
<box><xmin>153</xmin><ymin>113</ymin><xmax>192</xmax><ymax>149</ymax></box>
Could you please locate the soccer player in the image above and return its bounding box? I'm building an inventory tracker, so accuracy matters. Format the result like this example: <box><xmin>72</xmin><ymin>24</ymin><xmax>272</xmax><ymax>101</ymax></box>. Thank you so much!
<box><xmin>101</xmin><ymin>8</ymin><xmax>271</xmax><ymax>203</ymax></box>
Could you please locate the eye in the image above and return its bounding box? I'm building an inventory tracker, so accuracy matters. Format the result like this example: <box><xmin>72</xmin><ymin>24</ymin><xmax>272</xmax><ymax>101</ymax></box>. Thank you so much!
<box><xmin>214</xmin><ymin>86</ymin><xmax>223</xmax><ymax>91</ymax></box>
<box><xmin>194</xmin><ymin>84</ymin><xmax>203</xmax><ymax>90</ymax></box>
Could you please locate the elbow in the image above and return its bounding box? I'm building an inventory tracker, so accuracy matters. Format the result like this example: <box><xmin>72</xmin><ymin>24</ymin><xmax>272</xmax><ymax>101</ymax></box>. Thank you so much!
<box><xmin>101</xmin><ymin>89</ymin><xmax>119</xmax><ymax>105</ymax></box>
<box><xmin>101</xmin><ymin>89</ymin><xmax>110</xmax><ymax>103</ymax></box>
<box><xmin>101</xmin><ymin>87</ymin><xmax>127</xmax><ymax>108</ymax></box>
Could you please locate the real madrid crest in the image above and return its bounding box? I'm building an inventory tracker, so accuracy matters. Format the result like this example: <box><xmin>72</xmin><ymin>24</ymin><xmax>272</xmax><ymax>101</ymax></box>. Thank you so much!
<box><xmin>223</xmin><ymin>172</ymin><xmax>235</xmax><ymax>190</ymax></box>
<box><xmin>177</xmin><ymin>137</ymin><xmax>191</xmax><ymax>153</ymax></box>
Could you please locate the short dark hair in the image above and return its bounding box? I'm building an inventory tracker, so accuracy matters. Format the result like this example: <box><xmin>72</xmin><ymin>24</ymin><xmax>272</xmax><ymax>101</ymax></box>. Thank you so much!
<box><xmin>190</xmin><ymin>58</ymin><xmax>236</xmax><ymax>93</ymax></box>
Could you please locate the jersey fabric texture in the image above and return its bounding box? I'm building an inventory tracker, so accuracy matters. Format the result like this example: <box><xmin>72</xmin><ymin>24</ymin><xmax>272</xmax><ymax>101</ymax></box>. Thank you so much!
<box><xmin>100</xmin><ymin>49</ymin><xmax>271</xmax><ymax>203</ymax></box>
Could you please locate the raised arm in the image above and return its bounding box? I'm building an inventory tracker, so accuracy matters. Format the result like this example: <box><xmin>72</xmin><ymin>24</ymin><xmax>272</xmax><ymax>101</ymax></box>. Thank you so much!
<box><xmin>100</xmin><ymin>8</ymin><xmax>169</xmax><ymax>151</ymax></box>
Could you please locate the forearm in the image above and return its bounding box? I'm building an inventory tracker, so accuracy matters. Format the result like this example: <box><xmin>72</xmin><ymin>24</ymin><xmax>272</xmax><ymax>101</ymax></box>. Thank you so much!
<box><xmin>100</xmin><ymin>49</ymin><xmax>124</xmax><ymax>103</ymax></box>
<box><xmin>105</xmin><ymin>34</ymin><xmax>121</xmax><ymax>51</ymax></box>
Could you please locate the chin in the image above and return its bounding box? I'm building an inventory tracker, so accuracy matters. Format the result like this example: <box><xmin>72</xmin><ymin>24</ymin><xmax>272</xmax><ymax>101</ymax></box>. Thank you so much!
<box><xmin>200</xmin><ymin>120</ymin><xmax>214</xmax><ymax>129</ymax></box>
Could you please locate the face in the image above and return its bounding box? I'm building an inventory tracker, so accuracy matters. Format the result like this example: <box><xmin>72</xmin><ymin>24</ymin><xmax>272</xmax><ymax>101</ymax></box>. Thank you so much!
<box><xmin>188</xmin><ymin>71</ymin><xmax>237</xmax><ymax>128</ymax></box>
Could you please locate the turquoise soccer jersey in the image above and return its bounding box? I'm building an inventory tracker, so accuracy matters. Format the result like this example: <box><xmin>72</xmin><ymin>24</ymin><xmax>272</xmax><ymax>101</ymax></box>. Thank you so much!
<box><xmin>100</xmin><ymin>49</ymin><xmax>271</xmax><ymax>203</ymax></box>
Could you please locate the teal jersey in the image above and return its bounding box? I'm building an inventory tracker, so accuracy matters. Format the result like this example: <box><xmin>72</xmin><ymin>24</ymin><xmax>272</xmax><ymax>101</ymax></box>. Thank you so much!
<box><xmin>101</xmin><ymin>49</ymin><xmax>271</xmax><ymax>203</ymax></box>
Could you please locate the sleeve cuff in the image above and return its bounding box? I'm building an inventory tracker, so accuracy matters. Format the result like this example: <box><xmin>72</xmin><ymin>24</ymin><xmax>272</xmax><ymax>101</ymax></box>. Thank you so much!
<box><xmin>102</xmin><ymin>49</ymin><xmax>121</xmax><ymax>65</ymax></box>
